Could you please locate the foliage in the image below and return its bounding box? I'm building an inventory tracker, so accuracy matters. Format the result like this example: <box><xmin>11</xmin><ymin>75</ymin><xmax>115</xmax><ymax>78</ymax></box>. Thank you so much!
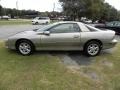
<box><xmin>0</xmin><ymin>5</ymin><xmax>2</xmax><ymax>16</ymax></box>
<box><xmin>0</xmin><ymin>7</ymin><xmax>62</xmax><ymax>19</ymax></box>
<box><xmin>4</xmin><ymin>8</ymin><xmax>39</xmax><ymax>18</ymax></box>
<box><xmin>59</xmin><ymin>0</ymin><xmax>120</xmax><ymax>21</ymax></box>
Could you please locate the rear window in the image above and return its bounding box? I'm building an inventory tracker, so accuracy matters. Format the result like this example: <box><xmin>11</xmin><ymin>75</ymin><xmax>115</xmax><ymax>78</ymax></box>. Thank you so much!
<box><xmin>85</xmin><ymin>25</ymin><xmax>100</xmax><ymax>32</ymax></box>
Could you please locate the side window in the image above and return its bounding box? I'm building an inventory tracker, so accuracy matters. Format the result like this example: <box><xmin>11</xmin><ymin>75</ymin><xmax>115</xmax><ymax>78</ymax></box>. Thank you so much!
<box><xmin>116</xmin><ymin>22</ymin><xmax>120</xmax><ymax>27</ymax></box>
<box><xmin>39</xmin><ymin>17</ymin><xmax>45</xmax><ymax>20</ymax></box>
<box><xmin>73</xmin><ymin>24</ymin><xmax>81</xmax><ymax>32</ymax></box>
<box><xmin>113</xmin><ymin>22</ymin><xmax>120</xmax><ymax>27</ymax></box>
<box><xmin>38</xmin><ymin>17</ymin><xmax>41</xmax><ymax>20</ymax></box>
<box><xmin>107</xmin><ymin>22</ymin><xmax>116</xmax><ymax>27</ymax></box>
<box><xmin>49</xmin><ymin>23</ymin><xmax>80</xmax><ymax>33</ymax></box>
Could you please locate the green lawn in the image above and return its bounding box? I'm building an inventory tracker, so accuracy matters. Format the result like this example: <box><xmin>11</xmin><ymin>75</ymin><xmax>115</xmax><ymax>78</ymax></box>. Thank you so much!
<box><xmin>0</xmin><ymin>19</ymin><xmax>31</xmax><ymax>25</ymax></box>
<box><xmin>0</xmin><ymin>19</ymin><xmax>58</xmax><ymax>25</ymax></box>
<box><xmin>0</xmin><ymin>41</ymin><xmax>120</xmax><ymax>90</ymax></box>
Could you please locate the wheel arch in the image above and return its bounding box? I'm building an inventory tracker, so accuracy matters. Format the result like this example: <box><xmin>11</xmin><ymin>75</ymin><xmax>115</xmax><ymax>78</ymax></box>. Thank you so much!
<box><xmin>15</xmin><ymin>38</ymin><xmax>35</xmax><ymax>50</ymax></box>
<box><xmin>83</xmin><ymin>39</ymin><xmax>103</xmax><ymax>50</ymax></box>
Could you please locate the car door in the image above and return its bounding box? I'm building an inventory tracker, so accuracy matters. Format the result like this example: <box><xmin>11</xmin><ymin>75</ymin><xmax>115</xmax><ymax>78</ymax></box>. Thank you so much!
<box><xmin>113</xmin><ymin>22</ymin><xmax>120</xmax><ymax>34</ymax></box>
<box><xmin>38</xmin><ymin>17</ymin><xmax>44</xmax><ymax>23</ymax></box>
<box><xmin>40</xmin><ymin>23</ymin><xmax>81</xmax><ymax>50</ymax></box>
<box><xmin>107</xmin><ymin>21</ymin><xmax>120</xmax><ymax>34</ymax></box>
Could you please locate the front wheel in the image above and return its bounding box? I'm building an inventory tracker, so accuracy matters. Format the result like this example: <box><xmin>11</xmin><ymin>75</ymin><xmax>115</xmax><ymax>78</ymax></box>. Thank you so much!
<box><xmin>16</xmin><ymin>40</ymin><xmax>34</xmax><ymax>55</ymax></box>
<box><xmin>84</xmin><ymin>41</ymin><xmax>101</xmax><ymax>56</ymax></box>
<box><xmin>35</xmin><ymin>22</ymin><xmax>39</xmax><ymax>25</ymax></box>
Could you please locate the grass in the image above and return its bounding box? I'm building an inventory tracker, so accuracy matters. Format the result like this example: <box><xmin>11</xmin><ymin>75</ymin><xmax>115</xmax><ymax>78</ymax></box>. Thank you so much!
<box><xmin>0</xmin><ymin>41</ymin><xmax>120</xmax><ymax>90</ymax></box>
<box><xmin>0</xmin><ymin>19</ymin><xmax>31</xmax><ymax>25</ymax></box>
<box><xmin>0</xmin><ymin>19</ymin><xmax>58</xmax><ymax>25</ymax></box>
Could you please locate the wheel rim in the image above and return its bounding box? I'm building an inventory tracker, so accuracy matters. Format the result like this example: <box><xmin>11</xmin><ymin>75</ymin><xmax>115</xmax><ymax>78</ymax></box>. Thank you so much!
<box><xmin>19</xmin><ymin>42</ymin><xmax>31</xmax><ymax>55</ymax></box>
<box><xmin>87</xmin><ymin>44</ymin><xmax>99</xmax><ymax>56</ymax></box>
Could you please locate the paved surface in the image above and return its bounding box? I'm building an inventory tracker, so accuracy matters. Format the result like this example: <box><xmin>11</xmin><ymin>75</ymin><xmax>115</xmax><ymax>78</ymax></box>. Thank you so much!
<box><xmin>0</xmin><ymin>25</ymin><xmax>119</xmax><ymax>67</ymax></box>
<box><xmin>0</xmin><ymin>25</ymin><xmax>43</xmax><ymax>39</ymax></box>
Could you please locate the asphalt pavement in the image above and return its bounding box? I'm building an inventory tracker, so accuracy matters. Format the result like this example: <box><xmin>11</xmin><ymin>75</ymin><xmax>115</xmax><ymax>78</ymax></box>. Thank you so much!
<box><xmin>0</xmin><ymin>25</ymin><xmax>43</xmax><ymax>39</ymax></box>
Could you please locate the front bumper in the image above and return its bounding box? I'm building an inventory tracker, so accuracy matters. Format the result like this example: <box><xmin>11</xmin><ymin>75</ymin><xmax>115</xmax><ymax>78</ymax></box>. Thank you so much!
<box><xmin>32</xmin><ymin>21</ymin><xmax>36</xmax><ymax>24</ymax></box>
<box><xmin>4</xmin><ymin>39</ymin><xmax>9</xmax><ymax>48</ymax></box>
<box><xmin>4</xmin><ymin>39</ymin><xmax>16</xmax><ymax>50</ymax></box>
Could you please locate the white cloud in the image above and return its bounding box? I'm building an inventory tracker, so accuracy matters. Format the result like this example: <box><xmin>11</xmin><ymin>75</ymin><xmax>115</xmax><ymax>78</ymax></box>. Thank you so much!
<box><xmin>0</xmin><ymin>0</ymin><xmax>119</xmax><ymax>12</ymax></box>
<box><xmin>105</xmin><ymin>0</ymin><xmax>120</xmax><ymax>10</ymax></box>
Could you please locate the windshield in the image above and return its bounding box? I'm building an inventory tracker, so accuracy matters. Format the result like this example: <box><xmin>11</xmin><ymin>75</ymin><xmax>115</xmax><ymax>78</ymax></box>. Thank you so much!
<box><xmin>36</xmin><ymin>23</ymin><xmax>58</xmax><ymax>32</ymax></box>
<box><xmin>34</xmin><ymin>17</ymin><xmax>39</xmax><ymax>20</ymax></box>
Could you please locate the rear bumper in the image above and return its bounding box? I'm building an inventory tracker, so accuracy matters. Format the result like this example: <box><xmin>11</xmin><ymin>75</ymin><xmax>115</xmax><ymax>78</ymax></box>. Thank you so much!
<box><xmin>103</xmin><ymin>39</ymin><xmax>118</xmax><ymax>49</ymax></box>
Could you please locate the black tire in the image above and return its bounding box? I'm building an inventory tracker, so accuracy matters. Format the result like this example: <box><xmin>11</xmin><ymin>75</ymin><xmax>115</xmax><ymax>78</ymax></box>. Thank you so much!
<box><xmin>16</xmin><ymin>40</ymin><xmax>34</xmax><ymax>56</ymax></box>
<box><xmin>46</xmin><ymin>22</ymin><xmax>48</xmax><ymax>24</ymax></box>
<box><xmin>35</xmin><ymin>22</ymin><xmax>39</xmax><ymax>25</ymax></box>
<box><xmin>84</xmin><ymin>41</ymin><xmax>101</xmax><ymax>56</ymax></box>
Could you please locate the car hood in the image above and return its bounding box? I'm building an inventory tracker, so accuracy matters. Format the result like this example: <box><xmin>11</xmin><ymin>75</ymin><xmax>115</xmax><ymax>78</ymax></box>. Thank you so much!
<box><xmin>8</xmin><ymin>30</ymin><xmax>39</xmax><ymax>39</ymax></box>
<box><xmin>16</xmin><ymin>30</ymin><xmax>36</xmax><ymax>35</ymax></box>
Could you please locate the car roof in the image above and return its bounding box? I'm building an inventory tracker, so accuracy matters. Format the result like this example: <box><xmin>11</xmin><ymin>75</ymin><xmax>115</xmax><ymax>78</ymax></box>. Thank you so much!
<box><xmin>55</xmin><ymin>21</ymin><xmax>83</xmax><ymax>24</ymax></box>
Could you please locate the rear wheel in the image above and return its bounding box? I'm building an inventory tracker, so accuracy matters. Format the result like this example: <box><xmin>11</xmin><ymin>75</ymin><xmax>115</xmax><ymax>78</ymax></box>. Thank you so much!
<box><xmin>16</xmin><ymin>40</ymin><xmax>34</xmax><ymax>55</ymax></box>
<box><xmin>46</xmin><ymin>22</ymin><xmax>48</xmax><ymax>24</ymax></box>
<box><xmin>84</xmin><ymin>41</ymin><xmax>101</xmax><ymax>56</ymax></box>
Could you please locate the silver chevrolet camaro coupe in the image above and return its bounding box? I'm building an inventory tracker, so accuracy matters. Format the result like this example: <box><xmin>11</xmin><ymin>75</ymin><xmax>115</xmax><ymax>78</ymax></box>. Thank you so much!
<box><xmin>5</xmin><ymin>21</ymin><xmax>117</xmax><ymax>56</ymax></box>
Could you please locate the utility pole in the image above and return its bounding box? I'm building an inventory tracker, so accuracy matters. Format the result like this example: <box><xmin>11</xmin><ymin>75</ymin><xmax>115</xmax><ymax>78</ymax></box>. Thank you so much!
<box><xmin>0</xmin><ymin>0</ymin><xmax>1</xmax><ymax>16</ymax></box>
<box><xmin>16</xmin><ymin>0</ymin><xmax>19</xmax><ymax>18</ymax></box>
<box><xmin>52</xmin><ymin>2</ymin><xmax>55</xmax><ymax>20</ymax></box>
<box><xmin>16</xmin><ymin>0</ymin><xmax>18</xmax><ymax>10</ymax></box>
<box><xmin>53</xmin><ymin>2</ymin><xmax>55</xmax><ymax>12</ymax></box>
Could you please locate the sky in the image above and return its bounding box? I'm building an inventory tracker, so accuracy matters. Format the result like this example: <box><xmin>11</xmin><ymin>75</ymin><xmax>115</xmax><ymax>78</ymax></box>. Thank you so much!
<box><xmin>0</xmin><ymin>0</ymin><xmax>62</xmax><ymax>12</ymax></box>
<box><xmin>0</xmin><ymin>0</ymin><xmax>120</xmax><ymax>12</ymax></box>
<box><xmin>105</xmin><ymin>0</ymin><xmax>120</xmax><ymax>10</ymax></box>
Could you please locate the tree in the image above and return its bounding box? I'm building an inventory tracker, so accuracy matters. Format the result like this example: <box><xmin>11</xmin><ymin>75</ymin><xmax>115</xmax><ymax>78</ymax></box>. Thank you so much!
<box><xmin>85</xmin><ymin>0</ymin><xmax>104</xmax><ymax>21</ymax></box>
<box><xmin>60</xmin><ymin>0</ymin><xmax>86</xmax><ymax>20</ymax></box>
<box><xmin>59</xmin><ymin>0</ymin><xmax>120</xmax><ymax>21</ymax></box>
<box><xmin>0</xmin><ymin>5</ymin><xmax>2</xmax><ymax>16</ymax></box>
<box><xmin>59</xmin><ymin>0</ymin><xmax>104</xmax><ymax>21</ymax></box>
<box><xmin>101</xmin><ymin>3</ymin><xmax>119</xmax><ymax>21</ymax></box>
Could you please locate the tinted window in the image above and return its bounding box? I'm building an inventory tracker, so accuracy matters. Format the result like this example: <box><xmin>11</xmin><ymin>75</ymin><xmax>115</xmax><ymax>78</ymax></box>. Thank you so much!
<box><xmin>114</xmin><ymin>22</ymin><xmax>120</xmax><ymax>27</ymax></box>
<box><xmin>106</xmin><ymin>21</ymin><xmax>120</xmax><ymax>27</ymax></box>
<box><xmin>86</xmin><ymin>25</ymin><xmax>99</xmax><ymax>32</ymax></box>
<box><xmin>49</xmin><ymin>23</ymin><xmax>80</xmax><ymax>33</ymax></box>
<box><xmin>106</xmin><ymin>22</ymin><xmax>115</xmax><ymax>27</ymax></box>
<box><xmin>39</xmin><ymin>17</ymin><xmax>49</xmax><ymax>20</ymax></box>
<box><xmin>116</xmin><ymin>23</ymin><xmax>120</xmax><ymax>26</ymax></box>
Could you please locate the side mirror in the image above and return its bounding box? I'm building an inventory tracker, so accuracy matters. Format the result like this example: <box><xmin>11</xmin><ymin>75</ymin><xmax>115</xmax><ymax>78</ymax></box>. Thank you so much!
<box><xmin>43</xmin><ymin>31</ymin><xmax>50</xmax><ymax>35</ymax></box>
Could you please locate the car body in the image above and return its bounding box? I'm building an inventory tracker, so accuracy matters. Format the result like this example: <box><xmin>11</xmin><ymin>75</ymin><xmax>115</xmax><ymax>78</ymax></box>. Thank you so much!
<box><xmin>1</xmin><ymin>16</ymin><xmax>10</xmax><ymax>20</ymax></box>
<box><xmin>83</xmin><ymin>19</ymin><xmax>92</xmax><ymax>24</ymax></box>
<box><xmin>32</xmin><ymin>17</ymin><xmax>50</xmax><ymax>25</ymax></box>
<box><xmin>81</xmin><ymin>17</ymin><xmax>92</xmax><ymax>24</ymax></box>
<box><xmin>5</xmin><ymin>21</ymin><xmax>117</xmax><ymax>56</ymax></box>
<box><xmin>95</xmin><ymin>21</ymin><xmax>120</xmax><ymax>35</ymax></box>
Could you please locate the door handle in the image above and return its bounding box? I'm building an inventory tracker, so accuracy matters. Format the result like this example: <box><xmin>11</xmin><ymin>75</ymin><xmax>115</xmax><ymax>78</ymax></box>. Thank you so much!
<box><xmin>73</xmin><ymin>35</ymin><xmax>79</xmax><ymax>38</ymax></box>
